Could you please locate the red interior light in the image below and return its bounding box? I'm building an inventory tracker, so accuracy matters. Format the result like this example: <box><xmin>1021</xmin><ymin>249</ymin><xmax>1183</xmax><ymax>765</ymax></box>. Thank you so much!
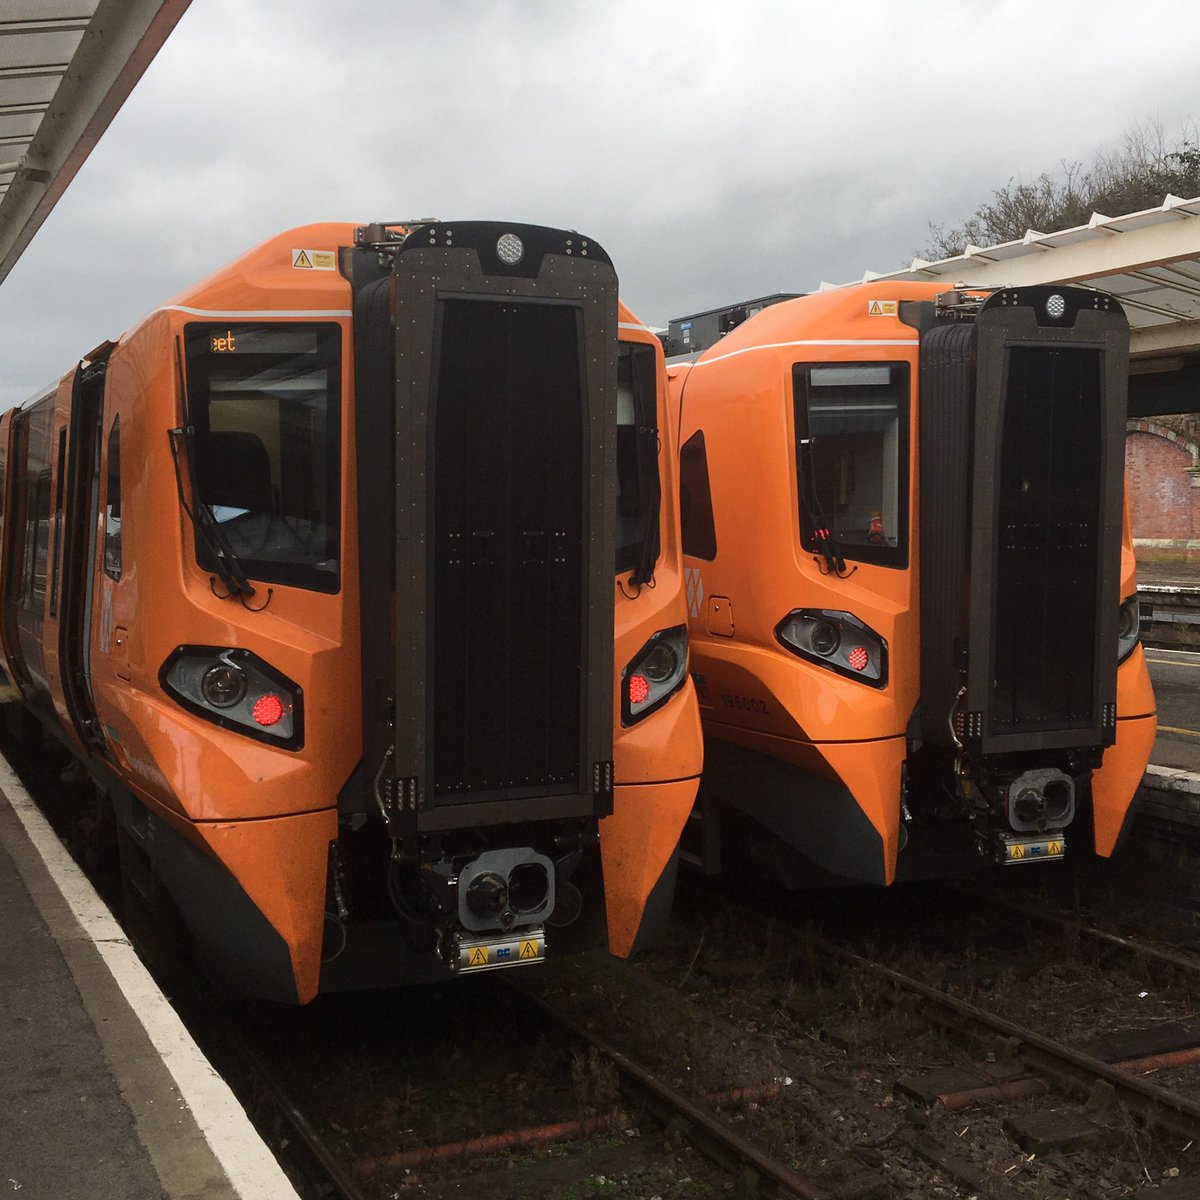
<box><xmin>628</xmin><ymin>674</ymin><xmax>650</xmax><ymax>705</ymax></box>
<box><xmin>848</xmin><ymin>646</ymin><xmax>869</xmax><ymax>671</ymax></box>
<box><xmin>252</xmin><ymin>693</ymin><xmax>285</xmax><ymax>726</ymax></box>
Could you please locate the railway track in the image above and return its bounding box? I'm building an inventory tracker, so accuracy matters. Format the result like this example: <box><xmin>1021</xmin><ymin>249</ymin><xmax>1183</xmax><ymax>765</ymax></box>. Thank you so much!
<box><xmin>205</xmin><ymin>1017</ymin><xmax>376</xmax><ymax>1200</ymax></box>
<box><xmin>206</xmin><ymin>970</ymin><xmax>829</xmax><ymax>1199</ymax></box>
<box><xmin>11</xmin><ymin>730</ymin><xmax>815</xmax><ymax>1199</ymax></box>
<box><xmin>807</xmin><ymin>926</ymin><xmax>1200</xmax><ymax>1144</ymax></box>
<box><xmin>159</xmin><ymin>871</ymin><xmax>1200</xmax><ymax>1198</ymax></box>
<box><xmin>512</xmin><ymin>981</ymin><xmax>829</xmax><ymax>1199</ymax></box>
<box><xmin>955</xmin><ymin>878</ymin><xmax>1200</xmax><ymax>982</ymax></box>
<box><xmin>628</xmin><ymin>872</ymin><xmax>1200</xmax><ymax>1196</ymax></box>
<box><xmin>20</xmin><ymin>715</ymin><xmax>1200</xmax><ymax>1196</ymax></box>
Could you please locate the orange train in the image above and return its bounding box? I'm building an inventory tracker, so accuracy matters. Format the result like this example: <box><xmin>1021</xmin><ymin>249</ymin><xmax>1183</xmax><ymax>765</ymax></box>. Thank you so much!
<box><xmin>0</xmin><ymin>220</ymin><xmax>702</xmax><ymax>1001</ymax></box>
<box><xmin>671</xmin><ymin>283</ymin><xmax>1154</xmax><ymax>885</ymax></box>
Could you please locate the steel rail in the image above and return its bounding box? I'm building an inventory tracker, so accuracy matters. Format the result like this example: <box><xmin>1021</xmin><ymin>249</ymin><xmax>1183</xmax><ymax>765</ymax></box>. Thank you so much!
<box><xmin>213</xmin><ymin>1021</ymin><xmax>373</xmax><ymax>1200</ymax></box>
<box><xmin>804</xmin><ymin>929</ymin><xmax>1200</xmax><ymax>1143</ymax></box>
<box><xmin>956</xmin><ymin>882</ymin><xmax>1200</xmax><ymax>978</ymax></box>
<box><xmin>599</xmin><ymin>955</ymin><xmax>1028</xmax><ymax>1199</ymax></box>
<box><xmin>515</xmin><ymin>984</ymin><xmax>831</xmax><ymax>1200</ymax></box>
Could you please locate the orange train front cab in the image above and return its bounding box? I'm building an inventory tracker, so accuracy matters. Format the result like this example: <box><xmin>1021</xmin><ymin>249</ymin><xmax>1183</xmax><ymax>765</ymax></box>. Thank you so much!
<box><xmin>672</xmin><ymin>283</ymin><xmax>1154</xmax><ymax>886</ymax></box>
<box><xmin>0</xmin><ymin>222</ymin><xmax>701</xmax><ymax>1001</ymax></box>
<box><xmin>605</xmin><ymin>310</ymin><xmax>703</xmax><ymax>955</ymax></box>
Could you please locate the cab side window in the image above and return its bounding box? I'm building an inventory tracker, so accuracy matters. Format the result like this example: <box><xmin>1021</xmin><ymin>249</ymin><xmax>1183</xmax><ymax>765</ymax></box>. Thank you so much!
<box><xmin>104</xmin><ymin>415</ymin><xmax>121</xmax><ymax>581</ymax></box>
<box><xmin>15</xmin><ymin>400</ymin><xmax>54</xmax><ymax>614</ymax></box>
<box><xmin>679</xmin><ymin>430</ymin><xmax>717</xmax><ymax>560</ymax></box>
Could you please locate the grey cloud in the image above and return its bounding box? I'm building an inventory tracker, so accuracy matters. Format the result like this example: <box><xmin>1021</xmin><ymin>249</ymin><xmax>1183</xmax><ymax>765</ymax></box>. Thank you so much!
<box><xmin>0</xmin><ymin>0</ymin><xmax>1197</xmax><ymax>407</ymax></box>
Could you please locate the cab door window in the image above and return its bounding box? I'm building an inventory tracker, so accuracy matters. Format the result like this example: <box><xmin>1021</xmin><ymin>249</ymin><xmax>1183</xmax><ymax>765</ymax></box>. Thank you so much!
<box><xmin>103</xmin><ymin>415</ymin><xmax>122</xmax><ymax>581</ymax></box>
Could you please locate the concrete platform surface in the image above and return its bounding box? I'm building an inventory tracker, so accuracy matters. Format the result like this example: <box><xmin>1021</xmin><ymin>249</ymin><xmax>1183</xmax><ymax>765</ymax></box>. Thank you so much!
<box><xmin>0</xmin><ymin>755</ymin><xmax>298</xmax><ymax>1200</ymax></box>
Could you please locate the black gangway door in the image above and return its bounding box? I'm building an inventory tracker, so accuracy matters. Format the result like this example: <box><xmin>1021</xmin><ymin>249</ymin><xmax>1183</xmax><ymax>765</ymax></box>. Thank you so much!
<box><xmin>967</xmin><ymin>288</ymin><xmax>1128</xmax><ymax>756</ymax></box>
<box><xmin>388</xmin><ymin>223</ymin><xmax>617</xmax><ymax>832</ymax></box>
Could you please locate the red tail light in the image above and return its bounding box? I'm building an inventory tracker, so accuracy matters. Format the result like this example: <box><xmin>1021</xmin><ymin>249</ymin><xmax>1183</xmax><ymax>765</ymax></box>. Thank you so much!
<box><xmin>621</xmin><ymin>626</ymin><xmax>689</xmax><ymax>725</ymax></box>
<box><xmin>252</xmin><ymin>693</ymin><xmax>285</xmax><ymax>726</ymax></box>
<box><xmin>775</xmin><ymin>609</ymin><xmax>887</xmax><ymax>688</ymax></box>
<box><xmin>160</xmin><ymin>645</ymin><xmax>303</xmax><ymax>749</ymax></box>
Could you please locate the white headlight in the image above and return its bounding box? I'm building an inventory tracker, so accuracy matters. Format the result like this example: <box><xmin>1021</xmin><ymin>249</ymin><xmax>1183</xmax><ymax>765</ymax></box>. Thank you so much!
<box><xmin>496</xmin><ymin>233</ymin><xmax>524</xmax><ymax>265</ymax></box>
<box><xmin>1046</xmin><ymin>294</ymin><xmax>1066</xmax><ymax>319</ymax></box>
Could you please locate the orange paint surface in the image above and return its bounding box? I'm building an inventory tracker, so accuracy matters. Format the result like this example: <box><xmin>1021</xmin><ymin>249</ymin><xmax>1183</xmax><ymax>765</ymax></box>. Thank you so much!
<box><xmin>197</xmin><ymin>809</ymin><xmax>337</xmax><ymax>1002</ymax></box>
<box><xmin>1093</xmin><ymin>714</ymin><xmax>1157</xmax><ymax>856</ymax></box>
<box><xmin>601</xmin><ymin>778</ymin><xmax>698</xmax><ymax>957</ymax></box>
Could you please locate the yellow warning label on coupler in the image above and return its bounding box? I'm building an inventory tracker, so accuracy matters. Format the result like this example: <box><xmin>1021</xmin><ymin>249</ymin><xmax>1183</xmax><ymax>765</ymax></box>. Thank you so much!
<box><xmin>292</xmin><ymin>248</ymin><xmax>336</xmax><ymax>270</ymax></box>
<box><xmin>1006</xmin><ymin>837</ymin><xmax>1065</xmax><ymax>862</ymax></box>
<box><xmin>459</xmin><ymin>931</ymin><xmax>545</xmax><ymax>971</ymax></box>
<box><xmin>867</xmin><ymin>300</ymin><xmax>898</xmax><ymax>316</ymax></box>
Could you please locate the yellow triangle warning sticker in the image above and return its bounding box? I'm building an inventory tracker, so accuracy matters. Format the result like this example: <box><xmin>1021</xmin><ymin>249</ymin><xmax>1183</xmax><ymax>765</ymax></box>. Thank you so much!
<box><xmin>469</xmin><ymin>946</ymin><xmax>489</xmax><ymax>966</ymax></box>
<box><xmin>292</xmin><ymin>249</ymin><xmax>314</xmax><ymax>269</ymax></box>
<box><xmin>869</xmin><ymin>300</ymin><xmax>882</xmax><ymax>315</ymax></box>
<box><xmin>519</xmin><ymin>940</ymin><xmax>539</xmax><ymax>959</ymax></box>
<box><xmin>867</xmin><ymin>299</ymin><xmax>898</xmax><ymax>316</ymax></box>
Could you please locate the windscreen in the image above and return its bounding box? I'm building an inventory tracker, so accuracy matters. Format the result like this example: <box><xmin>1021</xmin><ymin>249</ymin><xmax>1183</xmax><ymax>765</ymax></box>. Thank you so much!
<box><xmin>794</xmin><ymin>362</ymin><xmax>909</xmax><ymax>568</ymax></box>
<box><xmin>185</xmin><ymin>324</ymin><xmax>341</xmax><ymax>593</ymax></box>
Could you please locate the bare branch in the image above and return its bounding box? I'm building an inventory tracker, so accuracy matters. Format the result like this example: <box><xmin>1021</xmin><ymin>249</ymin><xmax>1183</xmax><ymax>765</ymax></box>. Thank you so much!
<box><xmin>916</xmin><ymin>117</ymin><xmax>1200</xmax><ymax>262</ymax></box>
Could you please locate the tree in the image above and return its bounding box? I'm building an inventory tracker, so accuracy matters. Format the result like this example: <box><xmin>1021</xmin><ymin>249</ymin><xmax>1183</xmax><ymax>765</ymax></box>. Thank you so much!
<box><xmin>920</xmin><ymin>119</ymin><xmax>1200</xmax><ymax>261</ymax></box>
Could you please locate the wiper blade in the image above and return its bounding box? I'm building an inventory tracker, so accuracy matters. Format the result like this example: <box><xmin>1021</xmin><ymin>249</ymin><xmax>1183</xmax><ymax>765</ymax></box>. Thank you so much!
<box><xmin>812</xmin><ymin>524</ymin><xmax>847</xmax><ymax>577</ymax></box>
<box><xmin>797</xmin><ymin>436</ymin><xmax>849</xmax><ymax>578</ymax></box>
<box><xmin>168</xmin><ymin>426</ymin><xmax>256</xmax><ymax>599</ymax></box>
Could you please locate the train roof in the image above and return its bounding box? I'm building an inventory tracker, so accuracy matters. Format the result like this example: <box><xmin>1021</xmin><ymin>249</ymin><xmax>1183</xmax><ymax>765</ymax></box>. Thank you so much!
<box><xmin>118</xmin><ymin>221</ymin><xmax>650</xmax><ymax>342</ymax></box>
<box><xmin>673</xmin><ymin>280</ymin><xmax>947</xmax><ymax>368</ymax></box>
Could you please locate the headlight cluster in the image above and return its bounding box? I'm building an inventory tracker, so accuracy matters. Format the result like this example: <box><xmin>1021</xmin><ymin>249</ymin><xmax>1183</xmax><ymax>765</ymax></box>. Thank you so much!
<box><xmin>775</xmin><ymin>609</ymin><xmax>888</xmax><ymax>688</ymax></box>
<box><xmin>622</xmin><ymin>625</ymin><xmax>689</xmax><ymax>724</ymax></box>
<box><xmin>160</xmin><ymin>646</ymin><xmax>303</xmax><ymax>749</ymax></box>
<box><xmin>1118</xmin><ymin>595</ymin><xmax>1140</xmax><ymax>664</ymax></box>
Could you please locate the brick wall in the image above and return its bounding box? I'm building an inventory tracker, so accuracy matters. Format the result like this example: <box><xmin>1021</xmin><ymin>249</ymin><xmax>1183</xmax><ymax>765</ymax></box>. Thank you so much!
<box><xmin>1125</xmin><ymin>419</ymin><xmax>1200</xmax><ymax>560</ymax></box>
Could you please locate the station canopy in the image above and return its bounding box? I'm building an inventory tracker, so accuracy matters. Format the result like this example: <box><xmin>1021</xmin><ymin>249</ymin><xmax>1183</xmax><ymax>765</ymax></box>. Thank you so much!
<box><xmin>829</xmin><ymin>194</ymin><xmax>1200</xmax><ymax>364</ymax></box>
<box><xmin>0</xmin><ymin>0</ymin><xmax>190</xmax><ymax>286</ymax></box>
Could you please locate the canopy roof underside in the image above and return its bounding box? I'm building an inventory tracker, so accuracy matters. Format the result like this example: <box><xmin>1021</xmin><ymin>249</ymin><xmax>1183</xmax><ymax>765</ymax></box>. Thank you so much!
<box><xmin>831</xmin><ymin>194</ymin><xmax>1200</xmax><ymax>359</ymax></box>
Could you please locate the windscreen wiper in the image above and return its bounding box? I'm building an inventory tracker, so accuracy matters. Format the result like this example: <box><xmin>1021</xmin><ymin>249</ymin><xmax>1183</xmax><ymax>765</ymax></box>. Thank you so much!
<box><xmin>797</xmin><ymin>436</ymin><xmax>849</xmax><ymax>577</ymax></box>
<box><xmin>168</xmin><ymin>426</ymin><xmax>256</xmax><ymax>599</ymax></box>
<box><xmin>169</xmin><ymin>339</ymin><xmax>255</xmax><ymax>599</ymax></box>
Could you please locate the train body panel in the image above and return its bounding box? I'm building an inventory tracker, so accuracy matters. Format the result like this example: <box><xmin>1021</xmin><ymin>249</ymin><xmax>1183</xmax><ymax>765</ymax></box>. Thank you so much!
<box><xmin>676</xmin><ymin>281</ymin><xmax>1154</xmax><ymax>884</ymax></box>
<box><xmin>0</xmin><ymin>221</ymin><xmax>702</xmax><ymax>1001</ymax></box>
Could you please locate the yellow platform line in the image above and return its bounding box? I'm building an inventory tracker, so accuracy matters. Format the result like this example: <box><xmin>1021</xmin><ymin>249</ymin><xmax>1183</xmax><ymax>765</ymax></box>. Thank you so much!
<box><xmin>1158</xmin><ymin>724</ymin><xmax>1200</xmax><ymax>739</ymax></box>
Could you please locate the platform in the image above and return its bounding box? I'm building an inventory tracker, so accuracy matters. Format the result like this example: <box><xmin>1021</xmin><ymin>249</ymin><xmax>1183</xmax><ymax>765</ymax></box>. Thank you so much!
<box><xmin>0</xmin><ymin>755</ymin><xmax>297</xmax><ymax>1200</ymax></box>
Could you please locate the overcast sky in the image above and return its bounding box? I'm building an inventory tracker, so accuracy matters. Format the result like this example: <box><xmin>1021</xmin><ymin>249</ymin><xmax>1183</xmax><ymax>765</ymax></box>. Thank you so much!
<box><xmin>0</xmin><ymin>0</ymin><xmax>1197</xmax><ymax>408</ymax></box>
